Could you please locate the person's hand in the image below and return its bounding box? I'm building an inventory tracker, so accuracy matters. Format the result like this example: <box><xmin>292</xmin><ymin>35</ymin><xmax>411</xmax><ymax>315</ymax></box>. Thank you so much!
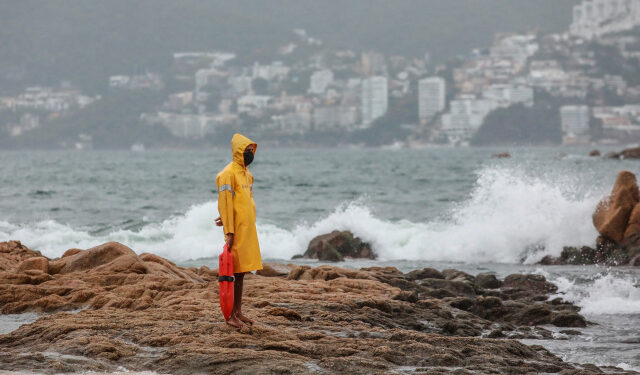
<box><xmin>215</xmin><ymin>216</ymin><xmax>223</xmax><ymax>227</ymax></box>
<box><xmin>225</xmin><ymin>233</ymin><xmax>234</xmax><ymax>249</ymax></box>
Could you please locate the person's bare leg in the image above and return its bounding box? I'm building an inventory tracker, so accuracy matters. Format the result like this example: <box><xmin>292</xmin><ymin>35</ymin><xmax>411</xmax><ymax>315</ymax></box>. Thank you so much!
<box><xmin>225</xmin><ymin>315</ymin><xmax>244</xmax><ymax>329</ymax></box>
<box><xmin>232</xmin><ymin>273</ymin><xmax>255</xmax><ymax>325</ymax></box>
<box><xmin>226</xmin><ymin>273</ymin><xmax>246</xmax><ymax>329</ymax></box>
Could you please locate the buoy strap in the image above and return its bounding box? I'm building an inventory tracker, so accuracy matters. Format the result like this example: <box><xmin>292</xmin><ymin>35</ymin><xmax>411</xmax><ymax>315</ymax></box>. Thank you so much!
<box><xmin>218</xmin><ymin>275</ymin><xmax>235</xmax><ymax>282</ymax></box>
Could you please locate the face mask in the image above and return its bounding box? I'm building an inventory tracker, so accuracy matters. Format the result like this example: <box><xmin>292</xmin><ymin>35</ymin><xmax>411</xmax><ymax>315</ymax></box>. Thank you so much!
<box><xmin>243</xmin><ymin>150</ymin><xmax>254</xmax><ymax>166</ymax></box>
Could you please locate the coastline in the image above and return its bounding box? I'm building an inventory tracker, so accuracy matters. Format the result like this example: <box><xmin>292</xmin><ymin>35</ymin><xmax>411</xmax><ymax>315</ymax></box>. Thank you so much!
<box><xmin>0</xmin><ymin>240</ymin><xmax>637</xmax><ymax>374</ymax></box>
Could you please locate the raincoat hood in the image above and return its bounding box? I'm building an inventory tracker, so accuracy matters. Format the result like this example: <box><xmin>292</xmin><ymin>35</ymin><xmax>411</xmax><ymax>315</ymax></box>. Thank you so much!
<box><xmin>231</xmin><ymin>133</ymin><xmax>257</xmax><ymax>168</ymax></box>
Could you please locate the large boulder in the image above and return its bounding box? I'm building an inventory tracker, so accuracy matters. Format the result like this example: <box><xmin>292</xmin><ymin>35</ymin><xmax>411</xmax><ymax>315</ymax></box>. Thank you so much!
<box><xmin>503</xmin><ymin>274</ymin><xmax>557</xmax><ymax>294</ymax></box>
<box><xmin>49</xmin><ymin>242</ymin><xmax>142</xmax><ymax>274</ymax></box>
<box><xmin>299</xmin><ymin>231</ymin><xmax>375</xmax><ymax>262</ymax></box>
<box><xmin>593</xmin><ymin>170</ymin><xmax>639</xmax><ymax>243</ymax></box>
<box><xmin>621</xmin><ymin>147</ymin><xmax>640</xmax><ymax>159</ymax></box>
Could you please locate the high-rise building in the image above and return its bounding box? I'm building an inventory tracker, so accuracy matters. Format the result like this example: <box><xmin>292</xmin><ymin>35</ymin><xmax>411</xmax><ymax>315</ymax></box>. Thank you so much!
<box><xmin>561</xmin><ymin>105</ymin><xmax>591</xmax><ymax>144</ymax></box>
<box><xmin>441</xmin><ymin>95</ymin><xmax>498</xmax><ymax>144</ymax></box>
<box><xmin>418</xmin><ymin>77</ymin><xmax>446</xmax><ymax>122</ymax></box>
<box><xmin>361</xmin><ymin>76</ymin><xmax>388</xmax><ymax>126</ymax></box>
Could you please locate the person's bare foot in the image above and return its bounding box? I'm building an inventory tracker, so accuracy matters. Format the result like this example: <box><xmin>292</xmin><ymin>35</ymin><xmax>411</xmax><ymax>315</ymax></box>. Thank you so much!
<box><xmin>226</xmin><ymin>316</ymin><xmax>245</xmax><ymax>329</ymax></box>
<box><xmin>237</xmin><ymin>313</ymin><xmax>254</xmax><ymax>325</ymax></box>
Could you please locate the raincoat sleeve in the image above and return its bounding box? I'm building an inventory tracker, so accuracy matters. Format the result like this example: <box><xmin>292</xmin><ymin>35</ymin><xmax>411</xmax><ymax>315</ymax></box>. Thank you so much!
<box><xmin>216</xmin><ymin>173</ymin><xmax>235</xmax><ymax>235</ymax></box>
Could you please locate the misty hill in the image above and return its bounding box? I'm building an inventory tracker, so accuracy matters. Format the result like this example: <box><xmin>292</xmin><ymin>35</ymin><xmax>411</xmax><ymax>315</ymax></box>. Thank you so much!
<box><xmin>0</xmin><ymin>0</ymin><xmax>578</xmax><ymax>93</ymax></box>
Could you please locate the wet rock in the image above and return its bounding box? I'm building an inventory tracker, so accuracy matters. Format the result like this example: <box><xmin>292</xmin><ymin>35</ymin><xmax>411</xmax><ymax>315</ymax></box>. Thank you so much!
<box><xmin>603</xmin><ymin>151</ymin><xmax>621</xmax><ymax>159</ymax></box>
<box><xmin>621</xmin><ymin>146</ymin><xmax>640</xmax><ymax>159</ymax></box>
<box><xmin>488</xmin><ymin>329</ymin><xmax>505</xmax><ymax>338</ymax></box>
<box><xmin>503</xmin><ymin>274</ymin><xmax>558</xmax><ymax>294</ymax></box>
<box><xmin>492</xmin><ymin>152</ymin><xmax>511</xmax><ymax>159</ymax></box>
<box><xmin>541</xmin><ymin>246</ymin><xmax>599</xmax><ymax>265</ymax></box>
<box><xmin>406</xmin><ymin>267</ymin><xmax>444</xmax><ymax>280</ymax></box>
<box><xmin>560</xmin><ymin>329</ymin><xmax>582</xmax><ymax>336</ymax></box>
<box><xmin>624</xmin><ymin>202</ymin><xmax>640</xmax><ymax>240</ymax></box>
<box><xmin>441</xmin><ymin>269</ymin><xmax>475</xmax><ymax>283</ymax></box>
<box><xmin>630</xmin><ymin>254</ymin><xmax>640</xmax><ymax>266</ymax></box>
<box><xmin>449</xmin><ymin>297</ymin><xmax>475</xmax><ymax>311</ymax></box>
<box><xmin>589</xmin><ymin>149</ymin><xmax>601</xmax><ymax>157</ymax></box>
<box><xmin>518</xmin><ymin>305</ymin><xmax>552</xmax><ymax>325</ymax></box>
<box><xmin>300</xmin><ymin>231</ymin><xmax>375</xmax><ymax>261</ymax></box>
<box><xmin>475</xmin><ymin>273</ymin><xmax>503</xmax><ymax>289</ymax></box>
<box><xmin>551</xmin><ymin>312</ymin><xmax>587</xmax><ymax>327</ymax></box>
<box><xmin>420</xmin><ymin>278</ymin><xmax>476</xmax><ymax>297</ymax></box>
<box><xmin>593</xmin><ymin>170</ymin><xmax>639</xmax><ymax>243</ymax></box>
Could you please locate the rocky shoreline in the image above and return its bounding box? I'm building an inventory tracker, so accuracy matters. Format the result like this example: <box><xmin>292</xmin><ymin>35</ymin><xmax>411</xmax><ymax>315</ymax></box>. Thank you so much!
<box><xmin>0</xmin><ymin>240</ymin><xmax>636</xmax><ymax>374</ymax></box>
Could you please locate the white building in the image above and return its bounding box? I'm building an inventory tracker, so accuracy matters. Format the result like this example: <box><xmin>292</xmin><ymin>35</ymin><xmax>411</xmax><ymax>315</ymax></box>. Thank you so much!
<box><xmin>418</xmin><ymin>77</ymin><xmax>446</xmax><ymax>122</ymax></box>
<box><xmin>482</xmin><ymin>84</ymin><xmax>534</xmax><ymax>108</ymax></box>
<box><xmin>313</xmin><ymin>106</ymin><xmax>359</xmax><ymax>130</ymax></box>
<box><xmin>570</xmin><ymin>0</ymin><xmax>640</xmax><ymax>39</ymax></box>
<box><xmin>309</xmin><ymin>70</ymin><xmax>334</xmax><ymax>94</ymax></box>
<box><xmin>237</xmin><ymin>95</ymin><xmax>271</xmax><ymax>113</ymax></box>
<box><xmin>272</xmin><ymin>112</ymin><xmax>312</xmax><ymax>134</ymax></box>
<box><xmin>441</xmin><ymin>95</ymin><xmax>498</xmax><ymax>144</ymax></box>
<box><xmin>195</xmin><ymin>69</ymin><xmax>225</xmax><ymax>92</ymax></box>
<box><xmin>561</xmin><ymin>105</ymin><xmax>591</xmax><ymax>144</ymax></box>
<box><xmin>361</xmin><ymin>76</ymin><xmax>388</xmax><ymax>126</ymax></box>
<box><xmin>490</xmin><ymin>34</ymin><xmax>539</xmax><ymax>64</ymax></box>
<box><xmin>252</xmin><ymin>61</ymin><xmax>290</xmax><ymax>81</ymax></box>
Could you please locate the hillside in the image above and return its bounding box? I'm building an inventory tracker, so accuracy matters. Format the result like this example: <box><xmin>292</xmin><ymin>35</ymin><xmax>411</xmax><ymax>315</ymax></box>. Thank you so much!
<box><xmin>0</xmin><ymin>0</ymin><xmax>578</xmax><ymax>93</ymax></box>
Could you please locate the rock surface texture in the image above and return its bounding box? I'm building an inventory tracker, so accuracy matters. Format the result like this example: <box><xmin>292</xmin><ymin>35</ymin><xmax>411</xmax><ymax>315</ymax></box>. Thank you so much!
<box><xmin>0</xmin><ymin>241</ymin><xmax>635</xmax><ymax>374</ymax></box>
<box><xmin>543</xmin><ymin>170</ymin><xmax>640</xmax><ymax>266</ymax></box>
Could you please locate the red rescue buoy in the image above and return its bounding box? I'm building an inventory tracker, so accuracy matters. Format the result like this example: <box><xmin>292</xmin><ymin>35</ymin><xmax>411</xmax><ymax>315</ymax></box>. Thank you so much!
<box><xmin>218</xmin><ymin>244</ymin><xmax>234</xmax><ymax>320</ymax></box>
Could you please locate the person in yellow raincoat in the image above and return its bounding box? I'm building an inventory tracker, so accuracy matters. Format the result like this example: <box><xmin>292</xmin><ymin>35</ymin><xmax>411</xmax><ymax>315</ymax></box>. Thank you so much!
<box><xmin>214</xmin><ymin>133</ymin><xmax>263</xmax><ymax>328</ymax></box>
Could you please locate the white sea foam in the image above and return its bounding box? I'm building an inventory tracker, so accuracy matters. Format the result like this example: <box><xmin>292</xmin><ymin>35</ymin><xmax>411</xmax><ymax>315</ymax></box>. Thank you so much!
<box><xmin>553</xmin><ymin>273</ymin><xmax>640</xmax><ymax>315</ymax></box>
<box><xmin>0</xmin><ymin>166</ymin><xmax>602</xmax><ymax>263</ymax></box>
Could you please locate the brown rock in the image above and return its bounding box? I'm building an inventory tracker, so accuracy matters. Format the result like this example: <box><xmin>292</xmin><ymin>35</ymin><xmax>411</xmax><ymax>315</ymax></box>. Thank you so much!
<box><xmin>256</xmin><ymin>263</ymin><xmax>292</xmax><ymax>277</ymax></box>
<box><xmin>492</xmin><ymin>152</ymin><xmax>511</xmax><ymax>159</ymax></box>
<box><xmin>16</xmin><ymin>257</ymin><xmax>49</xmax><ymax>274</ymax></box>
<box><xmin>589</xmin><ymin>149</ymin><xmax>601</xmax><ymax>157</ymax></box>
<box><xmin>0</xmin><ymin>241</ymin><xmax>43</xmax><ymax>272</ymax></box>
<box><xmin>518</xmin><ymin>305</ymin><xmax>552</xmax><ymax>325</ymax></box>
<box><xmin>0</xmin><ymin>241</ymin><xmax>593</xmax><ymax>374</ymax></box>
<box><xmin>593</xmin><ymin>170</ymin><xmax>640</xmax><ymax>243</ymax></box>
<box><xmin>551</xmin><ymin>312</ymin><xmax>587</xmax><ymax>327</ymax></box>
<box><xmin>50</xmin><ymin>242</ymin><xmax>140</xmax><ymax>274</ymax></box>
<box><xmin>301</xmin><ymin>230</ymin><xmax>375</xmax><ymax>261</ymax></box>
<box><xmin>475</xmin><ymin>273</ymin><xmax>503</xmax><ymax>289</ymax></box>
<box><xmin>629</xmin><ymin>254</ymin><xmax>640</xmax><ymax>266</ymax></box>
<box><xmin>621</xmin><ymin>146</ymin><xmax>640</xmax><ymax>159</ymax></box>
<box><xmin>624</xmin><ymin>203</ymin><xmax>640</xmax><ymax>240</ymax></box>
<box><xmin>62</xmin><ymin>248</ymin><xmax>83</xmax><ymax>258</ymax></box>
<box><xmin>406</xmin><ymin>267</ymin><xmax>444</xmax><ymax>280</ymax></box>
<box><xmin>603</xmin><ymin>151</ymin><xmax>621</xmax><ymax>159</ymax></box>
<box><xmin>503</xmin><ymin>274</ymin><xmax>557</xmax><ymax>294</ymax></box>
<box><xmin>442</xmin><ymin>269</ymin><xmax>475</xmax><ymax>283</ymax></box>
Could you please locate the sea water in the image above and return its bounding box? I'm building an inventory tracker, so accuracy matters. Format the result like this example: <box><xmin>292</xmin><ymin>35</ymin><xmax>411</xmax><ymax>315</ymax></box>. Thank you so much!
<box><xmin>0</xmin><ymin>146</ymin><xmax>639</xmax><ymax>370</ymax></box>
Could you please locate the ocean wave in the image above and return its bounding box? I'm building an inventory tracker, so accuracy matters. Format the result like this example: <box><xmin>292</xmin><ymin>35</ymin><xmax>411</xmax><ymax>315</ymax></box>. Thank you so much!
<box><xmin>553</xmin><ymin>272</ymin><xmax>640</xmax><ymax>315</ymax></box>
<box><xmin>0</xmin><ymin>165</ymin><xmax>602</xmax><ymax>263</ymax></box>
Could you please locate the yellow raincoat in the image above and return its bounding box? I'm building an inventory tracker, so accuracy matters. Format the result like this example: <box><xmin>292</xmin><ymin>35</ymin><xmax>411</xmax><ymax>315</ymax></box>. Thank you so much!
<box><xmin>216</xmin><ymin>133</ymin><xmax>262</xmax><ymax>273</ymax></box>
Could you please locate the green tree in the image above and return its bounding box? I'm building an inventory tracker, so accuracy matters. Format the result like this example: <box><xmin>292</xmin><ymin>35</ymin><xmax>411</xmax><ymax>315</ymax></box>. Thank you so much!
<box><xmin>472</xmin><ymin>102</ymin><xmax>562</xmax><ymax>145</ymax></box>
